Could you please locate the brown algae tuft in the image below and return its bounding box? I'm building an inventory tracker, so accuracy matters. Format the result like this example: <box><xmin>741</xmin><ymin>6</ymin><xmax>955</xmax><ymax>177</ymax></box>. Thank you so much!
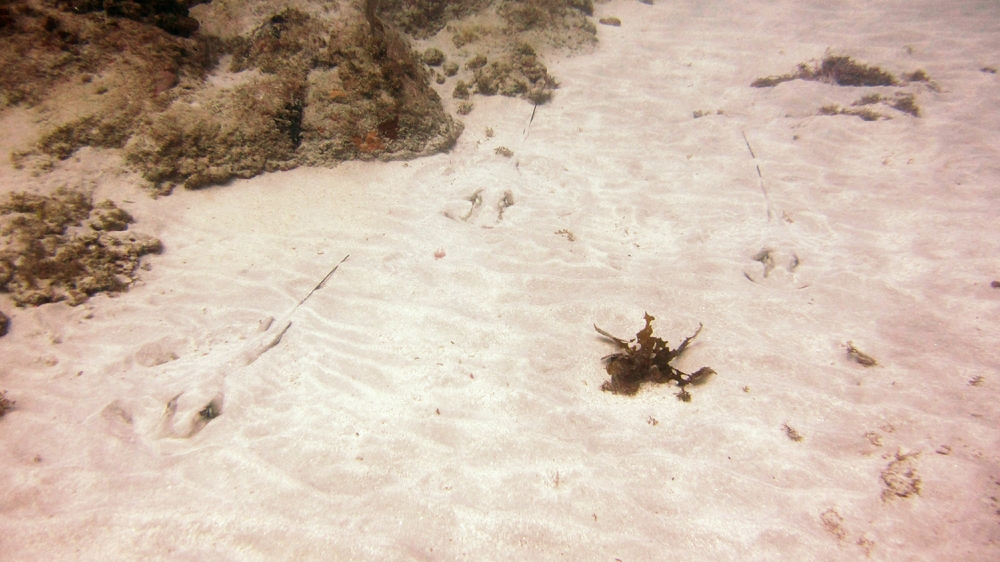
<box><xmin>595</xmin><ymin>313</ymin><xmax>715</xmax><ymax>400</ymax></box>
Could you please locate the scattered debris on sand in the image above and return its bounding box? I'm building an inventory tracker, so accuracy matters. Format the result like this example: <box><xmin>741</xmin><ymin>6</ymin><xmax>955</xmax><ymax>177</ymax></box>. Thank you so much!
<box><xmin>846</xmin><ymin>341</ymin><xmax>878</xmax><ymax>367</ymax></box>
<box><xmin>880</xmin><ymin>449</ymin><xmax>921</xmax><ymax>501</ymax></box>
<box><xmin>782</xmin><ymin>422</ymin><xmax>805</xmax><ymax>442</ymax></box>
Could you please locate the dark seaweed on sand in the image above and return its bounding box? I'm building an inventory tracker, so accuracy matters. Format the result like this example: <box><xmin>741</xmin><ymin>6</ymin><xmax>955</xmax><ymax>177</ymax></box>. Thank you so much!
<box><xmin>0</xmin><ymin>391</ymin><xmax>13</xmax><ymax>419</ymax></box>
<box><xmin>752</xmin><ymin>55</ymin><xmax>898</xmax><ymax>88</ymax></box>
<box><xmin>595</xmin><ymin>313</ymin><xmax>715</xmax><ymax>400</ymax></box>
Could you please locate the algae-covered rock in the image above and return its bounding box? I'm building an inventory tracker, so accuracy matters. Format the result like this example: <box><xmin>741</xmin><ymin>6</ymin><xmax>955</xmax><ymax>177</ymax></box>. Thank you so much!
<box><xmin>89</xmin><ymin>200</ymin><xmax>134</xmax><ymax>231</ymax></box>
<box><xmin>5</xmin><ymin>0</ymin><xmax>597</xmax><ymax>193</ymax></box>
<box><xmin>301</xmin><ymin>20</ymin><xmax>462</xmax><ymax>163</ymax></box>
<box><xmin>124</xmin><ymin>9</ymin><xmax>462</xmax><ymax>190</ymax></box>
<box><xmin>1</xmin><ymin>0</ymin><xmax>219</xmax><ymax>175</ymax></box>
<box><xmin>4</xmin><ymin>3</ymin><xmax>460</xmax><ymax>192</ymax></box>
<box><xmin>126</xmin><ymin>71</ymin><xmax>305</xmax><ymax>190</ymax></box>
<box><xmin>0</xmin><ymin>189</ymin><xmax>161</xmax><ymax>306</ymax></box>
<box><xmin>499</xmin><ymin>0</ymin><xmax>594</xmax><ymax>34</ymax></box>
<box><xmin>466</xmin><ymin>54</ymin><xmax>488</xmax><ymax>70</ymax></box>
<box><xmin>453</xmin><ymin>80</ymin><xmax>471</xmax><ymax>99</ymax></box>
<box><xmin>58</xmin><ymin>0</ymin><xmax>201</xmax><ymax>37</ymax></box>
<box><xmin>378</xmin><ymin>0</ymin><xmax>491</xmax><ymax>39</ymax></box>
<box><xmin>228</xmin><ymin>9</ymin><xmax>329</xmax><ymax>75</ymax></box>
<box><xmin>472</xmin><ymin>43</ymin><xmax>557</xmax><ymax>104</ymax></box>
<box><xmin>422</xmin><ymin>47</ymin><xmax>446</xmax><ymax>66</ymax></box>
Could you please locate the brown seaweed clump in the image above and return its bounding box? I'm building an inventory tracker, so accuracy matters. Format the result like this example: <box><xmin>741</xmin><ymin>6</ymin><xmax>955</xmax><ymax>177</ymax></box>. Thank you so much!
<box><xmin>752</xmin><ymin>55</ymin><xmax>898</xmax><ymax>88</ymax></box>
<box><xmin>595</xmin><ymin>313</ymin><xmax>715</xmax><ymax>400</ymax></box>
<box><xmin>751</xmin><ymin>55</ymin><xmax>928</xmax><ymax>120</ymax></box>
<box><xmin>0</xmin><ymin>189</ymin><xmax>162</xmax><ymax>306</ymax></box>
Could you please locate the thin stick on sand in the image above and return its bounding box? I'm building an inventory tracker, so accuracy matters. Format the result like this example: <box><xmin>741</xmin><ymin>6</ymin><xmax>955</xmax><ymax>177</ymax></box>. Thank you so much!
<box><xmin>298</xmin><ymin>254</ymin><xmax>350</xmax><ymax>307</ymax></box>
<box><xmin>240</xmin><ymin>254</ymin><xmax>350</xmax><ymax>366</ymax></box>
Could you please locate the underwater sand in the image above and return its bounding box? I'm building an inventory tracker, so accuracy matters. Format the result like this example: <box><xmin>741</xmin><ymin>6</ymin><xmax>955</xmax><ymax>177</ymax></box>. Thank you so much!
<box><xmin>1</xmin><ymin>0</ymin><xmax>999</xmax><ymax>559</ymax></box>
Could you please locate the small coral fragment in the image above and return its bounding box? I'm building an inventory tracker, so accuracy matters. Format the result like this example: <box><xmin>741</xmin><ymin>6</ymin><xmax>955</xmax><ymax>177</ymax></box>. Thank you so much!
<box><xmin>846</xmin><ymin>341</ymin><xmax>877</xmax><ymax>367</ymax></box>
<box><xmin>782</xmin><ymin>423</ymin><xmax>804</xmax><ymax>442</ymax></box>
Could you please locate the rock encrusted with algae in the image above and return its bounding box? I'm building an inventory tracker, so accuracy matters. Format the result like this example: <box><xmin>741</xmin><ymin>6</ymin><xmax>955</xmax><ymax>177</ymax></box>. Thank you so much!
<box><xmin>0</xmin><ymin>189</ymin><xmax>161</xmax><ymax>306</ymax></box>
<box><xmin>4</xmin><ymin>2</ymin><xmax>461</xmax><ymax>192</ymax></box>
<box><xmin>126</xmin><ymin>8</ymin><xmax>464</xmax><ymax>191</ymax></box>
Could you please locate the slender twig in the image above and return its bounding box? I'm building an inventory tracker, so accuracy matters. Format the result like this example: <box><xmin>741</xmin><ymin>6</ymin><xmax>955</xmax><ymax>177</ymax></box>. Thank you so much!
<box><xmin>298</xmin><ymin>254</ymin><xmax>350</xmax><ymax>307</ymax></box>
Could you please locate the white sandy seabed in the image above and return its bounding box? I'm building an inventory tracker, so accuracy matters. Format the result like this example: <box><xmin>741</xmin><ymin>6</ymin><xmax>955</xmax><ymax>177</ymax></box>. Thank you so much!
<box><xmin>1</xmin><ymin>0</ymin><xmax>999</xmax><ymax>559</ymax></box>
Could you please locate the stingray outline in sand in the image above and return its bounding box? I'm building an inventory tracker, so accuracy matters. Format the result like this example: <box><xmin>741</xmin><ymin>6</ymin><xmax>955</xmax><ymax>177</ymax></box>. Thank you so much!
<box><xmin>740</xmin><ymin>130</ymin><xmax>811</xmax><ymax>290</ymax></box>
<box><xmin>154</xmin><ymin>254</ymin><xmax>349</xmax><ymax>439</ymax></box>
